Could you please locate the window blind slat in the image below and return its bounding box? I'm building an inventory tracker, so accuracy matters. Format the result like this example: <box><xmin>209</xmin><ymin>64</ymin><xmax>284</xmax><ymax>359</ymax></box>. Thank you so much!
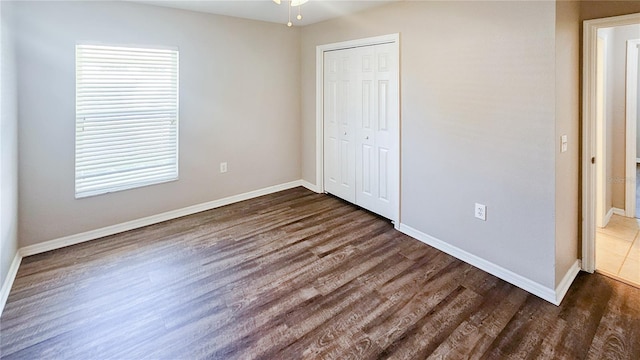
<box><xmin>77</xmin><ymin>166</ymin><xmax>177</xmax><ymax>187</ymax></box>
<box><xmin>75</xmin><ymin>44</ymin><xmax>179</xmax><ymax>198</ymax></box>
<box><xmin>79</xmin><ymin>90</ymin><xmax>175</xmax><ymax>94</ymax></box>
<box><xmin>77</xmin><ymin>154</ymin><xmax>176</xmax><ymax>172</ymax></box>
<box><xmin>76</xmin><ymin>140</ymin><xmax>177</xmax><ymax>157</ymax></box>
<box><xmin>77</xmin><ymin>126</ymin><xmax>176</xmax><ymax>139</ymax></box>
<box><xmin>76</xmin><ymin>113</ymin><xmax>175</xmax><ymax>122</ymax></box>
<box><xmin>76</xmin><ymin>149</ymin><xmax>172</xmax><ymax>162</ymax></box>
<box><xmin>75</xmin><ymin>145</ymin><xmax>176</xmax><ymax>159</ymax></box>
<box><xmin>78</xmin><ymin>122</ymin><xmax>175</xmax><ymax>133</ymax></box>
<box><xmin>78</xmin><ymin>109</ymin><xmax>177</xmax><ymax>117</ymax></box>
<box><xmin>77</xmin><ymin>171</ymin><xmax>177</xmax><ymax>197</ymax></box>
<box><xmin>78</xmin><ymin>52</ymin><xmax>177</xmax><ymax>59</ymax></box>
<box><xmin>77</xmin><ymin>135</ymin><xmax>176</xmax><ymax>150</ymax></box>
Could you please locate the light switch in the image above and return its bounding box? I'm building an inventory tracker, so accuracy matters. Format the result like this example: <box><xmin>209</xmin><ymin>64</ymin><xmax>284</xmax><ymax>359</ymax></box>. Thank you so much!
<box><xmin>561</xmin><ymin>135</ymin><xmax>568</xmax><ymax>153</ymax></box>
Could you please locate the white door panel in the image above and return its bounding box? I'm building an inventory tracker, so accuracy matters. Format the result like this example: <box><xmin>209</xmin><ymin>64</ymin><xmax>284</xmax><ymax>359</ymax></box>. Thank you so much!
<box><xmin>324</xmin><ymin>50</ymin><xmax>356</xmax><ymax>203</ymax></box>
<box><xmin>355</xmin><ymin>43</ymin><xmax>397</xmax><ymax>219</ymax></box>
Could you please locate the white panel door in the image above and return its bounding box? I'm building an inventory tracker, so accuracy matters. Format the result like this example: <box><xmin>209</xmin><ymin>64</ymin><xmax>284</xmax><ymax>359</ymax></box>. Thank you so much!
<box><xmin>354</xmin><ymin>43</ymin><xmax>397</xmax><ymax>219</ymax></box>
<box><xmin>324</xmin><ymin>49</ymin><xmax>356</xmax><ymax>203</ymax></box>
<box><xmin>324</xmin><ymin>42</ymin><xmax>398</xmax><ymax>220</ymax></box>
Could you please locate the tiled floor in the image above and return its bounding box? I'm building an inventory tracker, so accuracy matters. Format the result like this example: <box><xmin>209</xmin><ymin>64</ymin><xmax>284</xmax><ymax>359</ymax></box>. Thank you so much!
<box><xmin>596</xmin><ymin>214</ymin><xmax>640</xmax><ymax>287</ymax></box>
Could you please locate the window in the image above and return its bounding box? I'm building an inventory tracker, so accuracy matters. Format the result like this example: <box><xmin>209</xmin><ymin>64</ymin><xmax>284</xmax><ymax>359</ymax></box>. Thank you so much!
<box><xmin>75</xmin><ymin>44</ymin><xmax>179</xmax><ymax>198</ymax></box>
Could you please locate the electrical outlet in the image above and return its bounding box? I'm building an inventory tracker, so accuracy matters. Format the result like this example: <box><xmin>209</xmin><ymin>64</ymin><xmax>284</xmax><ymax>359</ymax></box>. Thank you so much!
<box><xmin>220</xmin><ymin>162</ymin><xmax>227</xmax><ymax>173</ymax></box>
<box><xmin>475</xmin><ymin>203</ymin><xmax>486</xmax><ymax>221</ymax></box>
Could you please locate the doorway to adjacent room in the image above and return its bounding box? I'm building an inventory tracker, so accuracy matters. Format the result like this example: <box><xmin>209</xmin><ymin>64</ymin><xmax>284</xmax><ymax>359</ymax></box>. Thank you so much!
<box><xmin>584</xmin><ymin>13</ymin><xmax>640</xmax><ymax>287</ymax></box>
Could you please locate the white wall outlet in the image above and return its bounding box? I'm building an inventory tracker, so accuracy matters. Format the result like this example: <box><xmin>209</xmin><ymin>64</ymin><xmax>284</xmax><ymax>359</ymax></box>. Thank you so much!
<box><xmin>475</xmin><ymin>203</ymin><xmax>487</xmax><ymax>221</ymax></box>
<box><xmin>220</xmin><ymin>162</ymin><xmax>228</xmax><ymax>173</ymax></box>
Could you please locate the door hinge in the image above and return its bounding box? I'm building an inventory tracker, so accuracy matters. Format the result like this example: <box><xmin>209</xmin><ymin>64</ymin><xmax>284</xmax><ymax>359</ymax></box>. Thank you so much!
<box><xmin>591</xmin><ymin>157</ymin><xmax>595</xmax><ymax>164</ymax></box>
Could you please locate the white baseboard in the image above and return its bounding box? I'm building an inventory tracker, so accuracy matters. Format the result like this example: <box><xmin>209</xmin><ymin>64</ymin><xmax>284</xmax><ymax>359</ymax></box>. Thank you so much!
<box><xmin>20</xmin><ymin>180</ymin><xmax>304</xmax><ymax>257</ymax></box>
<box><xmin>603</xmin><ymin>207</ymin><xmax>625</xmax><ymax>227</ymax></box>
<box><xmin>0</xmin><ymin>252</ymin><xmax>22</xmax><ymax>315</ymax></box>
<box><xmin>555</xmin><ymin>260</ymin><xmax>581</xmax><ymax>305</ymax></box>
<box><xmin>398</xmin><ymin>223</ymin><xmax>567</xmax><ymax>305</ymax></box>
<box><xmin>636</xmin><ymin>157</ymin><xmax>640</xmax><ymax>163</ymax></box>
<box><xmin>604</xmin><ymin>208</ymin><xmax>614</xmax><ymax>227</ymax></box>
<box><xmin>301</xmin><ymin>180</ymin><xmax>321</xmax><ymax>193</ymax></box>
<box><xmin>613</xmin><ymin>207</ymin><xmax>625</xmax><ymax>216</ymax></box>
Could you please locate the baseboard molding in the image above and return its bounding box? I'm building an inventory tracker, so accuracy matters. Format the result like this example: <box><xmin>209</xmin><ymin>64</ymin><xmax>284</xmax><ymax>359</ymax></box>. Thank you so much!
<box><xmin>636</xmin><ymin>157</ymin><xmax>640</xmax><ymax>163</ymax></box>
<box><xmin>301</xmin><ymin>180</ymin><xmax>321</xmax><ymax>193</ymax></box>
<box><xmin>555</xmin><ymin>260</ymin><xmax>581</xmax><ymax>305</ymax></box>
<box><xmin>20</xmin><ymin>180</ymin><xmax>304</xmax><ymax>257</ymax></box>
<box><xmin>0</xmin><ymin>252</ymin><xmax>22</xmax><ymax>315</ymax></box>
<box><xmin>604</xmin><ymin>208</ymin><xmax>614</xmax><ymax>227</ymax></box>
<box><xmin>603</xmin><ymin>207</ymin><xmax>625</xmax><ymax>227</ymax></box>
<box><xmin>398</xmin><ymin>223</ymin><xmax>561</xmax><ymax>305</ymax></box>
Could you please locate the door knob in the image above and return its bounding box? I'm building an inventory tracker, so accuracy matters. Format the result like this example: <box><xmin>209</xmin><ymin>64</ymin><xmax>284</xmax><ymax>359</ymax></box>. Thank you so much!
<box><xmin>365</xmin><ymin>136</ymin><xmax>369</xmax><ymax>140</ymax></box>
<box><xmin>344</xmin><ymin>132</ymin><xmax>347</xmax><ymax>135</ymax></box>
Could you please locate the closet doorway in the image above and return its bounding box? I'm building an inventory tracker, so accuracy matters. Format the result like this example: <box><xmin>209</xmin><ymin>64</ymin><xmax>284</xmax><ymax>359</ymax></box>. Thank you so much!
<box><xmin>316</xmin><ymin>34</ymin><xmax>400</xmax><ymax>224</ymax></box>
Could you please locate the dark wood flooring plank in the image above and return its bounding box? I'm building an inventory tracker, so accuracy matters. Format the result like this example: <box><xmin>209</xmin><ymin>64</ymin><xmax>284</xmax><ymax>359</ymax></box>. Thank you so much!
<box><xmin>425</xmin><ymin>281</ymin><xmax>519</xmax><ymax>360</ymax></box>
<box><xmin>479</xmin><ymin>295</ymin><xmax>560</xmax><ymax>359</ymax></box>
<box><xmin>585</xmin><ymin>279</ymin><xmax>640</xmax><ymax>360</ymax></box>
<box><xmin>256</xmin><ymin>250</ymin><xmax>417</xmax><ymax>359</ymax></box>
<box><xmin>268</xmin><ymin>253</ymin><xmax>415</xmax><ymax>360</ymax></box>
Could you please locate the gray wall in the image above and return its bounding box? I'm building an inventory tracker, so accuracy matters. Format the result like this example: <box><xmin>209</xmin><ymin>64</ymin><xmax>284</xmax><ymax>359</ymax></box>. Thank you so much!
<box><xmin>599</xmin><ymin>27</ymin><xmax>615</xmax><ymax>212</ymax></box>
<box><xmin>301</xmin><ymin>1</ymin><xmax>559</xmax><ymax>288</ymax></box>
<box><xmin>601</xmin><ymin>24</ymin><xmax>640</xmax><ymax>212</ymax></box>
<box><xmin>1</xmin><ymin>1</ymin><xmax>19</xmax><ymax>288</ymax></box>
<box><xmin>555</xmin><ymin>0</ymin><xmax>580</xmax><ymax>285</ymax></box>
<box><xmin>14</xmin><ymin>1</ymin><xmax>302</xmax><ymax>247</ymax></box>
<box><xmin>611</xmin><ymin>24</ymin><xmax>640</xmax><ymax>207</ymax></box>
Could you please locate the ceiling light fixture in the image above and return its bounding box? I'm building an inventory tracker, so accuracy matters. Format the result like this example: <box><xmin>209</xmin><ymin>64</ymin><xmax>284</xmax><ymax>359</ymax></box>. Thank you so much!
<box><xmin>273</xmin><ymin>0</ymin><xmax>309</xmax><ymax>27</ymax></box>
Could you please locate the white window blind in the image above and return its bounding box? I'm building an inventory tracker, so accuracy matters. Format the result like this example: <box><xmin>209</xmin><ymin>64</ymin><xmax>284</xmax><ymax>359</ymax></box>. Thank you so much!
<box><xmin>75</xmin><ymin>44</ymin><xmax>179</xmax><ymax>198</ymax></box>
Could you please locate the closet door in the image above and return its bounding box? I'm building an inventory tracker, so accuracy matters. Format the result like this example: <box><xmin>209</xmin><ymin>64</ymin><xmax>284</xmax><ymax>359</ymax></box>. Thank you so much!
<box><xmin>323</xmin><ymin>42</ymin><xmax>398</xmax><ymax>220</ymax></box>
<box><xmin>323</xmin><ymin>49</ymin><xmax>356</xmax><ymax>203</ymax></box>
<box><xmin>354</xmin><ymin>43</ymin><xmax>397</xmax><ymax>219</ymax></box>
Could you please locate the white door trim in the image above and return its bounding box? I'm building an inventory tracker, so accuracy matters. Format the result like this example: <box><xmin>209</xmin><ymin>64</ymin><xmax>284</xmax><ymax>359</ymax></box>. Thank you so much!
<box><xmin>583</xmin><ymin>13</ymin><xmax>640</xmax><ymax>273</ymax></box>
<box><xmin>595</xmin><ymin>35</ymin><xmax>607</xmax><ymax>228</ymax></box>
<box><xmin>626</xmin><ymin>39</ymin><xmax>640</xmax><ymax>219</ymax></box>
<box><xmin>315</xmin><ymin>33</ymin><xmax>401</xmax><ymax>225</ymax></box>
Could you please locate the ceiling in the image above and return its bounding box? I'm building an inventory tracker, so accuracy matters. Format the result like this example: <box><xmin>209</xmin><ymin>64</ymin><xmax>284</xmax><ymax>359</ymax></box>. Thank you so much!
<box><xmin>131</xmin><ymin>0</ymin><xmax>399</xmax><ymax>26</ymax></box>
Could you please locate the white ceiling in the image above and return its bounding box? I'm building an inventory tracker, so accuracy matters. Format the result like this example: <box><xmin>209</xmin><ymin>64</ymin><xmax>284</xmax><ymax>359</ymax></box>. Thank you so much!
<box><xmin>131</xmin><ymin>0</ymin><xmax>399</xmax><ymax>26</ymax></box>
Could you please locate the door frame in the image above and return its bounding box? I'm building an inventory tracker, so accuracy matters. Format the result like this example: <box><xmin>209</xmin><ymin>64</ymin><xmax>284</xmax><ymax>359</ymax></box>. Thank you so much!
<box><xmin>595</xmin><ymin>35</ymin><xmax>607</xmax><ymax>229</ymax></box>
<box><xmin>315</xmin><ymin>33</ymin><xmax>401</xmax><ymax>226</ymax></box>
<box><xmin>626</xmin><ymin>39</ymin><xmax>640</xmax><ymax>219</ymax></box>
<box><xmin>582</xmin><ymin>13</ymin><xmax>640</xmax><ymax>273</ymax></box>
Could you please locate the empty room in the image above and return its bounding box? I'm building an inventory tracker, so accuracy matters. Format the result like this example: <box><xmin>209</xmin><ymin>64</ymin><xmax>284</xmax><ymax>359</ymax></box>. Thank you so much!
<box><xmin>1</xmin><ymin>0</ymin><xmax>639</xmax><ymax>359</ymax></box>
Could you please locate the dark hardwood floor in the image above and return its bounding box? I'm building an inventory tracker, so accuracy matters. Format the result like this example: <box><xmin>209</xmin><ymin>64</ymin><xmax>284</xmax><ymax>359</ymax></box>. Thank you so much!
<box><xmin>1</xmin><ymin>187</ymin><xmax>639</xmax><ymax>359</ymax></box>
